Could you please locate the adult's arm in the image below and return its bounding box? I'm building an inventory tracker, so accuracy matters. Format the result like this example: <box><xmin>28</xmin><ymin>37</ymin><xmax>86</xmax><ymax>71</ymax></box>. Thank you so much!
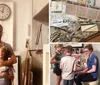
<box><xmin>86</xmin><ymin>65</ymin><xmax>96</xmax><ymax>73</ymax></box>
<box><xmin>78</xmin><ymin>65</ymin><xmax>96</xmax><ymax>74</ymax></box>
<box><xmin>1</xmin><ymin>73</ymin><xmax>14</xmax><ymax>80</ymax></box>
<box><xmin>0</xmin><ymin>54</ymin><xmax>17</xmax><ymax>66</ymax></box>
<box><xmin>0</xmin><ymin>68</ymin><xmax>14</xmax><ymax>79</ymax></box>
<box><xmin>86</xmin><ymin>57</ymin><xmax>98</xmax><ymax>73</ymax></box>
<box><xmin>0</xmin><ymin>43</ymin><xmax>17</xmax><ymax>66</ymax></box>
<box><xmin>78</xmin><ymin>67</ymin><xmax>88</xmax><ymax>74</ymax></box>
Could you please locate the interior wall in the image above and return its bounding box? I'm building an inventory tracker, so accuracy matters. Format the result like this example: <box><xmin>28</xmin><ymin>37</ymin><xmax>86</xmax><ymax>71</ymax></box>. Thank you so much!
<box><xmin>32</xmin><ymin>0</ymin><xmax>49</xmax><ymax>49</ymax></box>
<box><xmin>0</xmin><ymin>0</ymin><xmax>32</xmax><ymax>54</ymax></box>
<box><xmin>14</xmin><ymin>0</ymin><xmax>32</xmax><ymax>54</ymax></box>
<box><xmin>32</xmin><ymin>0</ymin><xmax>48</xmax><ymax>17</ymax></box>
<box><xmin>14</xmin><ymin>0</ymin><xmax>48</xmax><ymax>84</ymax></box>
<box><xmin>14</xmin><ymin>0</ymin><xmax>33</xmax><ymax>85</ymax></box>
<box><xmin>0</xmin><ymin>1</ymin><xmax>14</xmax><ymax>47</ymax></box>
<box><xmin>32</xmin><ymin>20</ymin><xmax>49</xmax><ymax>49</ymax></box>
<box><xmin>95</xmin><ymin>0</ymin><xmax>100</xmax><ymax>7</ymax></box>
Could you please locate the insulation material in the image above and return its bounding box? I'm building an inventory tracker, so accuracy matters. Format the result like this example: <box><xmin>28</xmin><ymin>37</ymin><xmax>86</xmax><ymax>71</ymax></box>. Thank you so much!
<box><xmin>66</xmin><ymin>3</ymin><xmax>77</xmax><ymax>15</ymax></box>
<box><xmin>86</xmin><ymin>8</ymin><xmax>98</xmax><ymax>21</ymax></box>
<box><xmin>76</xmin><ymin>5</ymin><xmax>87</xmax><ymax>18</ymax></box>
<box><xmin>96</xmin><ymin>10</ymin><xmax>100</xmax><ymax>21</ymax></box>
<box><xmin>66</xmin><ymin>2</ymin><xmax>100</xmax><ymax>21</ymax></box>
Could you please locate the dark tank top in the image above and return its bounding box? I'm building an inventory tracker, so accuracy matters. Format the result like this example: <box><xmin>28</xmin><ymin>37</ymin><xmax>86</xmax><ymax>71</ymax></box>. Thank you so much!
<box><xmin>54</xmin><ymin>51</ymin><xmax>62</xmax><ymax>68</ymax></box>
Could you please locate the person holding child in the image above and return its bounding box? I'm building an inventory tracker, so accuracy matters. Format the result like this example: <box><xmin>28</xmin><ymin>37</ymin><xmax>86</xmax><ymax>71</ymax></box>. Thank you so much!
<box><xmin>0</xmin><ymin>24</ymin><xmax>16</xmax><ymax>67</ymax></box>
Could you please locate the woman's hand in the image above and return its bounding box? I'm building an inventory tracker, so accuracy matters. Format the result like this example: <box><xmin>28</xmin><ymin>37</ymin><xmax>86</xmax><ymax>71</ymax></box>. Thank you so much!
<box><xmin>78</xmin><ymin>71</ymin><xmax>86</xmax><ymax>75</ymax></box>
<box><xmin>0</xmin><ymin>60</ymin><xmax>3</xmax><ymax>67</ymax></box>
<box><xmin>78</xmin><ymin>67</ymin><xmax>88</xmax><ymax>75</ymax></box>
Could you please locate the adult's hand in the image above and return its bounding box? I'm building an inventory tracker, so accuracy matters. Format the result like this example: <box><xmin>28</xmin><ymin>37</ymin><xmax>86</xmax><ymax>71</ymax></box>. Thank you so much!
<box><xmin>0</xmin><ymin>73</ymin><xmax>5</xmax><ymax>78</ymax></box>
<box><xmin>78</xmin><ymin>67</ymin><xmax>88</xmax><ymax>74</ymax></box>
<box><xmin>0</xmin><ymin>61</ymin><xmax>4</xmax><ymax>67</ymax></box>
<box><xmin>0</xmin><ymin>55</ymin><xmax>17</xmax><ymax>67</ymax></box>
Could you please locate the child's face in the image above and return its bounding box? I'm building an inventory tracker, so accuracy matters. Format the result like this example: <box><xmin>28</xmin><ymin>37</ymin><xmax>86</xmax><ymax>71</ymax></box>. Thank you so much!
<box><xmin>63</xmin><ymin>48</ymin><xmax>68</xmax><ymax>54</ymax></box>
<box><xmin>62</xmin><ymin>48</ymin><xmax>66</xmax><ymax>54</ymax></box>
<box><xmin>55</xmin><ymin>47</ymin><xmax>62</xmax><ymax>52</ymax></box>
<box><xmin>0</xmin><ymin>49</ymin><xmax>5</xmax><ymax>58</ymax></box>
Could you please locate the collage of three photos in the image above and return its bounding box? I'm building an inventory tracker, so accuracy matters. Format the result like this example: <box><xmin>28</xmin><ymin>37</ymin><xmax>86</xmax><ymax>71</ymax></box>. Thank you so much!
<box><xmin>0</xmin><ymin>0</ymin><xmax>100</xmax><ymax>85</ymax></box>
<box><xmin>50</xmin><ymin>0</ymin><xmax>100</xmax><ymax>85</ymax></box>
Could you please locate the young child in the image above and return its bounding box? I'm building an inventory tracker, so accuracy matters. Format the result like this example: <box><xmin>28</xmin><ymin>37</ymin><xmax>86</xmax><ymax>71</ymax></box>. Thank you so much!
<box><xmin>50</xmin><ymin>44</ymin><xmax>63</xmax><ymax>85</ymax></box>
<box><xmin>0</xmin><ymin>44</ymin><xmax>14</xmax><ymax>85</ymax></box>
<box><xmin>60</xmin><ymin>45</ymin><xmax>76</xmax><ymax>85</ymax></box>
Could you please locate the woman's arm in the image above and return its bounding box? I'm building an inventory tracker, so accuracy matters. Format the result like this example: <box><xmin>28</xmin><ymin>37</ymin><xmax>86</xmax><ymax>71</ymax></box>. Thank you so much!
<box><xmin>86</xmin><ymin>65</ymin><xmax>96</xmax><ymax>73</ymax></box>
<box><xmin>78</xmin><ymin>67</ymin><xmax>88</xmax><ymax>74</ymax></box>
<box><xmin>0</xmin><ymin>73</ymin><xmax>14</xmax><ymax>80</ymax></box>
<box><xmin>79</xmin><ymin>65</ymin><xmax>96</xmax><ymax>74</ymax></box>
<box><xmin>0</xmin><ymin>43</ymin><xmax>17</xmax><ymax>67</ymax></box>
<box><xmin>50</xmin><ymin>54</ymin><xmax>60</xmax><ymax>64</ymax></box>
<box><xmin>0</xmin><ymin>54</ymin><xmax>17</xmax><ymax>67</ymax></box>
<box><xmin>3</xmin><ymin>73</ymin><xmax>14</xmax><ymax>80</ymax></box>
<box><xmin>0</xmin><ymin>66</ymin><xmax>14</xmax><ymax>80</ymax></box>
